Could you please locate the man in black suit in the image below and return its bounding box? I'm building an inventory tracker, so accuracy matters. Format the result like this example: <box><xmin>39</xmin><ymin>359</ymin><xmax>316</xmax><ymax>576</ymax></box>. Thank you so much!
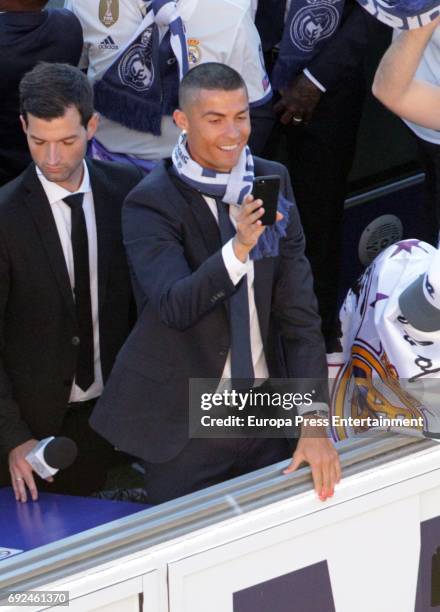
<box><xmin>255</xmin><ymin>0</ymin><xmax>381</xmax><ymax>349</ymax></box>
<box><xmin>91</xmin><ymin>63</ymin><xmax>340</xmax><ymax>505</ymax></box>
<box><xmin>0</xmin><ymin>63</ymin><xmax>142</xmax><ymax>502</ymax></box>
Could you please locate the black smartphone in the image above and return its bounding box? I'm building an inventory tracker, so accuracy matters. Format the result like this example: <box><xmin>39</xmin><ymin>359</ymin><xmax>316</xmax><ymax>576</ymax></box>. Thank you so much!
<box><xmin>252</xmin><ymin>175</ymin><xmax>280</xmax><ymax>226</ymax></box>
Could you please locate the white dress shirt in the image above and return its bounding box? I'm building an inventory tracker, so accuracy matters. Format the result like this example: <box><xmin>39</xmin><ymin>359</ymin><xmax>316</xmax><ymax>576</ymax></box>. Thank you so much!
<box><xmin>203</xmin><ymin>196</ymin><xmax>269</xmax><ymax>382</ymax></box>
<box><xmin>36</xmin><ymin>162</ymin><xmax>103</xmax><ymax>402</ymax></box>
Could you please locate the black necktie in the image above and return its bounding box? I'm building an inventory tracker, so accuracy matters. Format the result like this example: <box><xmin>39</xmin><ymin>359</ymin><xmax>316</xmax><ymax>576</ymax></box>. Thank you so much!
<box><xmin>215</xmin><ymin>199</ymin><xmax>254</xmax><ymax>382</ymax></box>
<box><xmin>63</xmin><ymin>193</ymin><xmax>94</xmax><ymax>391</ymax></box>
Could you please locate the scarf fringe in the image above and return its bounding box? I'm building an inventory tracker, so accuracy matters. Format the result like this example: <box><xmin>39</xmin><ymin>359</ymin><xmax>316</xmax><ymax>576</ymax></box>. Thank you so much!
<box><xmin>250</xmin><ymin>194</ymin><xmax>293</xmax><ymax>260</ymax></box>
<box><xmin>94</xmin><ymin>80</ymin><xmax>163</xmax><ymax>136</ymax></box>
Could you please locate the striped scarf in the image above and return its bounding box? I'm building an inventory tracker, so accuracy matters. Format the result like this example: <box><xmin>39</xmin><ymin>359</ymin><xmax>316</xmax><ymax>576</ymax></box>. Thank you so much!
<box><xmin>94</xmin><ymin>0</ymin><xmax>189</xmax><ymax>135</ymax></box>
<box><xmin>171</xmin><ymin>132</ymin><xmax>293</xmax><ymax>260</ymax></box>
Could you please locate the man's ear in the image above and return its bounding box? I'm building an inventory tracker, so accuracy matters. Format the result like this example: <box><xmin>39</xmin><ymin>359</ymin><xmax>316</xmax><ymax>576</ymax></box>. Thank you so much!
<box><xmin>173</xmin><ymin>109</ymin><xmax>189</xmax><ymax>133</ymax></box>
<box><xmin>86</xmin><ymin>112</ymin><xmax>100</xmax><ymax>141</ymax></box>
<box><xmin>20</xmin><ymin>115</ymin><xmax>28</xmax><ymax>135</ymax></box>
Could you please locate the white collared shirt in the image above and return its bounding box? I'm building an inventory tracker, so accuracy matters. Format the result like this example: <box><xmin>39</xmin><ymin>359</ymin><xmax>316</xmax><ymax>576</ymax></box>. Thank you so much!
<box><xmin>203</xmin><ymin>196</ymin><xmax>269</xmax><ymax>382</ymax></box>
<box><xmin>36</xmin><ymin>161</ymin><xmax>103</xmax><ymax>402</ymax></box>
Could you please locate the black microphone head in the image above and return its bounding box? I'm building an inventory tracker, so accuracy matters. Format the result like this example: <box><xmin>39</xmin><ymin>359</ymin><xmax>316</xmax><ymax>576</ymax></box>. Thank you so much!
<box><xmin>43</xmin><ymin>437</ymin><xmax>78</xmax><ymax>470</ymax></box>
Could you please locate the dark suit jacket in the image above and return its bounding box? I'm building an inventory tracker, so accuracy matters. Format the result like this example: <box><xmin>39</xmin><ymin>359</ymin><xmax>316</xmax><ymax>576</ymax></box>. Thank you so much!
<box><xmin>0</xmin><ymin>159</ymin><xmax>142</xmax><ymax>456</ymax></box>
<box><xmin>90</xmin><ymin>157</ymin><xmax>328</xmax><ymax>463</ymax></box>
<box><xmin>305</xmin><ymin>0</ymin><xmax>371</xmax><ymax>91</ymax></box>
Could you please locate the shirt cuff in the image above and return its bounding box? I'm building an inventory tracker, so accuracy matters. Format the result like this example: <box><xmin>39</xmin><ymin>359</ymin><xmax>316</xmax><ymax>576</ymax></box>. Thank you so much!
<box><xmin>222</xmin><ymin>239</ymin><xmax>249</xmax><ymax>285</ymax></box>
<box><xmin>303</xmin><ymin>69</ymin><xmax>327</xmax><ymax>93</ymax></box>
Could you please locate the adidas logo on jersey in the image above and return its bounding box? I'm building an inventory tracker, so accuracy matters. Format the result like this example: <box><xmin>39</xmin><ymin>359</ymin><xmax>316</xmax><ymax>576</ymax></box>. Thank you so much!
<box><xmin>98</xmin><ymin>36</ymin><xmax>118</xmax><ymax>50</ymax></box>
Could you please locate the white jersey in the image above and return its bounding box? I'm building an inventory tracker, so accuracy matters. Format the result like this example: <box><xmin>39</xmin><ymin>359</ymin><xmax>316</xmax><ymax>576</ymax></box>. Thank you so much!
<box><xmin>65</xmin><ymin>0</ymin><xmax>270</xmax><ymax>160</ymax></box>
<box><xmin>393</xmin><ymin>26</ymin><xmax>440</xmax><ymax>145</ymax></box>
<box><xmin>329</xmin><ymin>240</ymin><xmax>440</xmax><ymax>442</ymax></box>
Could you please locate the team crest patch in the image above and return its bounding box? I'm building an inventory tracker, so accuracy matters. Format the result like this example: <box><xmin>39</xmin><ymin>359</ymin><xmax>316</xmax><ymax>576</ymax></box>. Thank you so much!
<box><xmin>290</xmin><ymin>0</ymin><xmax>341</xmax><ymax>52</ymax></box>
<box><xmin>99</xmin><ymin>0</ymin><xmax>119</xmax><ymax>27</ymax></box>
<box><xmin>118</xmin><ymin>27</ymin><xmax>155</xmax><ymax>92</ymax></box>
<box><xmin>187</xmin><ymin>38</ymin><xmax>201</xmax><ymax>65</ymax></box>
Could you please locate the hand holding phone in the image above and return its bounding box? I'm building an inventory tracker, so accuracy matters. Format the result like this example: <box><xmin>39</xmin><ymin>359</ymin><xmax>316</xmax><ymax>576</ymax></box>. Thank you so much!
<box><xmin>252</xmin><ymin>175</ymin><xmax>280</xmax><ymax>226</ymax></box>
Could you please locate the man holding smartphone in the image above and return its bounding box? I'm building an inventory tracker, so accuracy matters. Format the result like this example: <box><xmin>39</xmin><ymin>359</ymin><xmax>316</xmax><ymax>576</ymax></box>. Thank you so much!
<box><xmin>91</xmin><ymin>63</ymin><xmax>340</xmax><ymax>505</ymax></box>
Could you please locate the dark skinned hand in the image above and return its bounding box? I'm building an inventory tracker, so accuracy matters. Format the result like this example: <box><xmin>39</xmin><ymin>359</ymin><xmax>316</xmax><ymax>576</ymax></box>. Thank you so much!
<box><xmin>273</xmin><ymin>73</ymin><xmax>323</xmax><ymax>125</ymax></box>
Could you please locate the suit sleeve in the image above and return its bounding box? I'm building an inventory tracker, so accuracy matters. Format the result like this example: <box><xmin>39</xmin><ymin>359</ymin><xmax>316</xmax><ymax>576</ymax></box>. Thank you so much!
<box><xmin>272</xmin><ymin>166</ymin><xmax>329</xmax><ymax>398</ymax></box>
<box><xmin>122</xmin><ymin>188</ymin><xmax>238</xmax><ymax>331</ymax></box>
<box><xmin>305</xmin><ymin>2</ymin><xmax>370</xmax><ymax>92</ymax></box>
<box><xmin>0</xmin><ymin>232</ymin><xmax>33</xmax><ymax>456</ymax></box>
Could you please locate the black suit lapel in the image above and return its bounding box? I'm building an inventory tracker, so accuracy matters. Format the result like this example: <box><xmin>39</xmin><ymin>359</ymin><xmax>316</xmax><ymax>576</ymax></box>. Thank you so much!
<box><xmin>167</xmin><ymin>169</ymin><xmax>228</xmax><ymax>319</ymax></box>
<box><xmin>22</xmin><ymin>165</ymin><xmax>76</xmax><ymax>320</ymax></box>
<box><xmin>188</xmin><ymin>192</ymin><xmax>222</xmax><ymax>258</ymax></box>
<box><xmin>169</xmin><ymin>172</ymin><xmax>221</xmax><ymax>258</ymax></box>
<box><xmin>87</xmin><ymin>160</ymin><xmax>112</xmax><ymax>313</ymax></box>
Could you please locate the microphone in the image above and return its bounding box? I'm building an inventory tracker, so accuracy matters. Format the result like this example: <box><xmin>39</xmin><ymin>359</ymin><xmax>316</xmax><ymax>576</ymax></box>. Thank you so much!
<box><xmin>25</xmin><ymin>437</ymin><xmax>78</xmax><ymax>479</ymax></box>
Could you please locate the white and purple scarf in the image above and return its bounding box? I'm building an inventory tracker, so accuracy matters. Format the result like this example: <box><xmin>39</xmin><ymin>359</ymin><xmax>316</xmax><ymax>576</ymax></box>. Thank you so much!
<box><xmin>94</xmin><ymin>0</ymin><xmax>189</xmax><ymax>135</ymax></box>
<box><xmin>171</xmin><ymin>132</ymin><xmax>293</xmax><ymax>260</ymax></box>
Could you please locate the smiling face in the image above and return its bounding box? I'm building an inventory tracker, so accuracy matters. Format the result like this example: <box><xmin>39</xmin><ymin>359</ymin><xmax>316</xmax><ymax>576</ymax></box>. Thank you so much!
<box><xmin>173</xmin><ymin>87</ymin><xmax>251</xmax><ymax>173</ymax></box>
<box><xmin>20</xmin><ymin>105</ymin><xmax>98</xmax><ymax>192</ymax></box>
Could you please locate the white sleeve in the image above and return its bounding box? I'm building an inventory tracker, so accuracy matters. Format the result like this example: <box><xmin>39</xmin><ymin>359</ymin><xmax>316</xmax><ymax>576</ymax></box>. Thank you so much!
<box><xmin>303</xmin><ymin>69</ymin><xmax>327</xmax><ymax>93</ymax></box>
<box><xmin>250</xmin><ymin>0</ymin><xmax>258</xmax><ymax>20</ymax></box>
<box><xmin>229</xmin><ymin>11</ymin><xmax>272</xmax><ymax>106</ymax></box>
<box><xmin>221</xmin><ymin>239</ymin><xmax>250</xmax><ymax>285</ymax></box>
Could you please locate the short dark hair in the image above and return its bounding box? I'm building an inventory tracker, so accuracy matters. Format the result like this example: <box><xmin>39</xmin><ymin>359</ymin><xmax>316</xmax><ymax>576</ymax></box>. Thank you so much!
<box><xmin>19</xmin><ymin>62</ymin><xmax>94</xmax><ymax>128</ymax></box>
<box><xmin>179</xmin><ymin>62</ymin><xmax>247</xmax><ymax>109</ymax></box>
